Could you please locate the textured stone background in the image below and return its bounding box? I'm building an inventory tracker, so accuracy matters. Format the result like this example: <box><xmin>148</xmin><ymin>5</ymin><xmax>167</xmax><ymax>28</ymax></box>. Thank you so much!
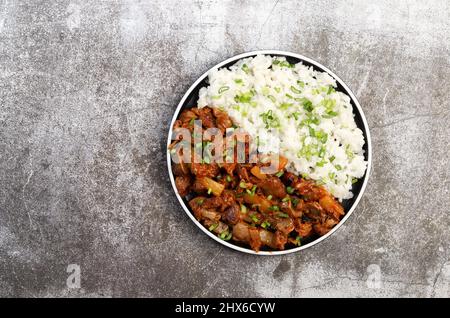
<box><xmin>0</xmin><ymin>0</ymin><xmax>449</xmax><ymax>298</ymax></box>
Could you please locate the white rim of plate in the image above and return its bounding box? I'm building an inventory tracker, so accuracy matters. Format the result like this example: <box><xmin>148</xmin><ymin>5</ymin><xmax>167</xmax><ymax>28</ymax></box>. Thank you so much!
<box><xmin>166</xmin><ymin>50</ymin><xmax>372</xmax><ymax>256</ymax></box>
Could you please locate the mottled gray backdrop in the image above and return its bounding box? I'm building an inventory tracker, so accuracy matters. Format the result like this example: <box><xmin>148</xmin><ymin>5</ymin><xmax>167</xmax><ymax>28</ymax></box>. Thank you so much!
<box><xmin>0</xmin><ymin>0</ymin><xmax>449</xmax><ymax>297</ymax></box>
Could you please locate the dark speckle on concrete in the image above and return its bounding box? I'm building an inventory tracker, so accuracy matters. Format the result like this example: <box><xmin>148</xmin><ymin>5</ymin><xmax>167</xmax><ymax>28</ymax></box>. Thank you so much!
<box><xmin>0</xmin><ymin>0</ymin><xmax>449</xmax><ymax>297</ymax></box>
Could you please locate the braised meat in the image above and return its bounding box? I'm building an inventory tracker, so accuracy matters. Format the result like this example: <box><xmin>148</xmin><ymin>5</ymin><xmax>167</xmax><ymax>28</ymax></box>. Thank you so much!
<box><xmin>170</xmin><ymin>106</ymin><xmax>345</xmax><ymax>252</ymax></box>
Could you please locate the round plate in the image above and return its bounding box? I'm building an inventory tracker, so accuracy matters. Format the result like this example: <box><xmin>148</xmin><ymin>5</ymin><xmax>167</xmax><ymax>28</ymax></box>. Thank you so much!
<box><xmin>167</xmin><ymin>50</ymin><xmax>372</xmax><ymax>255</ymax></box>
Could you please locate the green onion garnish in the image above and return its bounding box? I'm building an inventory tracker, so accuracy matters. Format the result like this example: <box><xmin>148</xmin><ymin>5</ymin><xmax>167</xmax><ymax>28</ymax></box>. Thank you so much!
<box><xmin>282</xmin><ymin>197</ymin><xmax>290</xmax><ymax>202</ymax></box>
<box><xmin>269</xmin><ymin>205</ymin><xmax>280</xmax><ymax>211</ymax></box>
<box><xmin>226</xmin><ymin>175</ymin><xmax>232</xmax><ymax>182</ymax></box>
<box><xmin>329</xmin><ymin>155</ymin><xmax>336</xmax><ymax>162</ymax></box>
<box><xmin>277</xmin><ymin>212</ymin><xmax>289</xmax><ymax>218</ymax></box>
<box><xmin>327</xmin><ymin>86</ymin><xmax>335</xmax><ymax>94</ymax></box>
<box><xmin>275</xmin><ymin>171</ymin><xmax>284</xmax><ymax>178</ymax></box>
<box><xmin>239</xmin><ymin>181</ymin><xmax>247</xmax><ymax>188</ymax></box>
<box><xmin>352</xmin><ymin>178</ymin><xmax>358</xmax><ymax>184</ymax></box>
<box><xmin>290</xmin><ymin>86</ymin><xmax>301</xmax><ymax>94</ymax></box>
<box><xmin>218</xmin><ymin>86</ymin><xmax>229</xmax><ymax>94</ymax></box>
<box><xmin>234</xmin><ymin>79</ymin><xmax>243</xmax><ymax>84</ymax></box>
<box><xmin>280</xmin><ymin>102</ymin><xmax>293</xmax><ymax>110</ymax></box>
<box><xmin>207</xmin><ymin>188</ymin><xmax>212</xmax><ymax>195</ymax></box>
<box><xmin>197</xmin><ymin>199</ymin><xmax>204</xmax><ymax>205</ymax></box>
<box><xmin>267</xmin><ymin>95</ymin><xmax>276</xmax><ymax>103</ymax></box>
<box><xmin>335</xmin><ymin>164</ymin><xmax>342</xmax><ymax>171</ymax></box>
<box><xmin>209</xmin><ymin>223</ymin><xmax>218</xmax><ymax>231</ymax></box>
<box><xmin>250</xmin><ymin>214</ymin><xmax>260</xmax><ymax>223</ymax></box>
<box><xmin>318</xmin><ymin>147</ymin><xmax>326</xmax><ymax>158</ymax></box>
<box><xmin>242</xmin><ymin>64</ymin><xmax>250</xmax><ymax>74</ymax></box>
<box><xmin>267</xmin><ymin>195</ymin><xmax>273</xmax><ymax>200</ymax></box>
<box><xmin>302</xmin><ymin>99</ymin><xmax>313</xmax><ymax>112</ymax></box>
<box><xmin>286</xmin><ymin>186</ymin><xmax>294</xmax><ymax>194</ymax></box>
<box><xmin>261</xmin><ymin>220</ymin><xmax>271</xmax><ymax>229</ymax></box>
<box><xmin>234</xmin><ymin>92</ymin><xmax>253</xmax><ymax>103</ymax></box>
<box><xmin>316</xmin><ymin>160</ymin><xmax>326</xmax><ymax>167</ymax></box>
<box><xmin>240</xmin><ymin>204</ymin><xmax>247</xmax><ymax>213</ymax></box>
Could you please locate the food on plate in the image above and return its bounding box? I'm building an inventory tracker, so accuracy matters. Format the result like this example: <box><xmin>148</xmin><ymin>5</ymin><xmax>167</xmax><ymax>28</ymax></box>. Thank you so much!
<box><xmin>198</xmin><ymin>55</ymin><xmax>367</xmax><ymax>200</ymax></box>
<box><xmin>169</xmin><ymin>54</ymin><xmax>368</xmax><ymax>252</ymax></box>
<box><xmin>169</xmin><ymin>106</ymin><xmax>345</xmax><ymax>252</ymax></box>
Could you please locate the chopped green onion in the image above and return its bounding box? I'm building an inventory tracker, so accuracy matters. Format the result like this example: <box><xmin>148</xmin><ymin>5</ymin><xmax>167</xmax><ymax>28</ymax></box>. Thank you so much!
<box><xmin>286</xmin><ymin>186</ymin><xmax>294</xmax><ymax>194</ymax></box>
<box><xmin>219</xmin><ymin>231</ymin><xmax>232</xmax><ymax>241</ymax></box>
<box><xmin>218</xmin><ymin>86</ymin><xmax>229</xmax><ymax>94</ymax></box>
<box><xmin>234</xmin><ymin>79</ymin><xmax>243</xmax><ymax>84</ymax></box>
<box><xmin>267</xmin><ymin>95</ymin><xmax>276</xmax><ymax>103</ymax></box>
<box><xmin>318</xmin><ymin>147</ymin><xmax>326</xmax><ymax>158</ymax></box>
<box><xmin>251</xmin><ymin>185</ymin><xmax>257</xmax><ymax>195</ymax></box>
<box><xmin>316</xmin><ymin>160</ymin><xmax>326</xmax><ymax>167</ymax></box>
<box><xmin>274</xmin><ymin>87</ymin><xmax>281</xmax><ymax>93</ymax></box>
<box><xmin>309</xmin><ymin>127</ymin><xmax>316</xmax><ymax>137</ymax></box>
<box><xmin>335</xmin><ymin>164</ymin><xmax>342</xmax><ymax>171</ymax></box>
<box><xmin>323</xmin><ymin>110</ymin><xmax>338</xmax><ymax>118</ymax></box>
<box><xmin>211</xmin><ymin>95</ymin><xmax>221</xmax><ymax>100</ymax></box>
<box><xmin>275</xmin><ymin>171</ymin><xmax>284</xmax><ymax>178</ymax></box>
<box><xmin>290</xmin><ymin>86</ymin><xmax>302</xmax><ymax>94</ymax></box>
<box><xmin>260</xmin><ymin>110</ymin><xmax>281</xmax><ymax>129</ymax></box>
<box><xmin>234</xmin><ymin>91</ymin><xmax>253</xmax><ymax>103</ymax></box>
<box><xmin>223</xmin><ymin>232</ymin><xmax>232</xmax><ymax>241</ymax></box>
<box><xmin>285</xmin><ymin>93</ymin><xmax>294</xmax><ymax>99</ymax></box>
<box><xmin>250</xmin><ymin>214</ymin><xmax>260</xmax><ymax>223</ymax></box>
<box><xmin>267</xmin><ymin>195</ymin><xmax>273</xmax><ymax>200</ymax></box>
<box><xmin>282</xmin><ymin>197</ymin><xmax>290</xmax><ymax>202</ymax></box>
<box><xmin>302</xmin><ymin>99</ymin><xmax>314</xmax><ymax>112</ymax></box>
<box><xmin>242</xmin><ymin>64</ymin><xmax>250</xmax><ymax>74</ymax></box>
<box><xmin>269</xmin><ymin>205</ymin><xmax>280</xmax><ymax>211</ymax></box>
<box><xmin>280</xmin><ymin>102</ymin><xmax>293</xmax><ymax>110</ymax></box>
<box><xmin>345</xmin><ymin>145</ymin><xmax>355</xmax><ymax>159</ymax></box>
<box><xmin>292</xmin><ymin>198</ymin><xmax>299</xmax><ymax>207</ymax></box>
<box><xmin>327</xmin><ymin>86</ymin><xmax>335</xmax><ymax>94</ymax></box>
<box><xmin>207</xmin><ymin>188</ymin><xmax>212</xmax><ymax>195</ymax></box>
<box><xmin>277</xmin><ymin>212</ymin><xmax>289</xmax><ymax>218</ymax></box>
<box><xmin>239</xmin><ymin>181</ymin><xmax>247</xmax><ymax>189</ymax></box>
<box><xmin>297</xmin><ymin>80</ymin><xmax>305</xmax><ymax>88</ymax></box>
<box><xmin>261</xmin><ymin>220</ymin><xmax>271</xmax><ymax>229</ymax></box>
<box><xmin>197</xmin><ymin>199</ymin><xmax>204</xmax><ymax>205</ymax></box>
<box><xmin>329</xmin><ymin>155</ymin><xmax>336</xmax><ymax>162</ymax></box>
<box><xmin>295</xmin><ymin>236</ymin><xmax>302</xmax><ymax>246</ymax></box>
<box><xmin>209</xmin><ymin>223</ymin><xmax>218</xmax><ymax>231</ymax></box>
<box><xmin>352</xmin><ymin>178</ymin><xmax>358</xmax><ymax>184</ymax></box>
<box><xmin>240</xmin><ymin>204</ymin><xmax>247</xmax><ymax>213</ymax></box>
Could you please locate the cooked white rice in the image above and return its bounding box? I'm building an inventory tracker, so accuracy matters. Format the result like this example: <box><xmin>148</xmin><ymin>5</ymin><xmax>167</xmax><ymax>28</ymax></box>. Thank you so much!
<box><xmin>197</xmin><ymin>55</ymin><xmax>367</xmax><ymax>200</ymax></box>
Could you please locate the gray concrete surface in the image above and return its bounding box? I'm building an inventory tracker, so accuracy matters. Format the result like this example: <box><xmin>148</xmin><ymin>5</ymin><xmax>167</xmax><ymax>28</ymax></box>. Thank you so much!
<box><xmin>0</xmin><ymin>0</ymin><xmax>449</xmax><ymax>298</ymax></box>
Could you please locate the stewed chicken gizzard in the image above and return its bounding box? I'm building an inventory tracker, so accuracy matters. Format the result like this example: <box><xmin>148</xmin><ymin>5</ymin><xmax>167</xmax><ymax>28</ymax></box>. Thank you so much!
<box><xmin>169</xmin><ymin>106</ymin><xmax>344</xmax><ymax>252</ymax></box>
